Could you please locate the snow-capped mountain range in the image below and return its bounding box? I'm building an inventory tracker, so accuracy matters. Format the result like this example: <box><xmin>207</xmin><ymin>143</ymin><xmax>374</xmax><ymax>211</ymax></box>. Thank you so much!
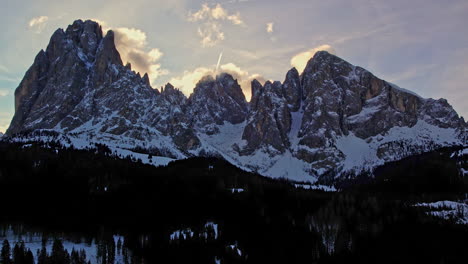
<box><xmin>4</xmin><ymin>20</ymin><xmax>467</xmax><ymax>183</ymax></box>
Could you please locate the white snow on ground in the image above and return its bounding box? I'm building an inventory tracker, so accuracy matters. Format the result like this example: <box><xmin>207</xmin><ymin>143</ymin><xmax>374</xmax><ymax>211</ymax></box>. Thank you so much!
<box><xmin>262</xmin><ymin>150</ymin><xmax>315</xmax><ymax>182</ymax></box>
<box><xmin>7</xmin><ymin>131</ymin><xmax>175</xmax><ymax>168</ymax></box>
<box><xmin>461</xmin><ymin>168</ymin><xmax>468</xmax><ymax>176</ymax></box>
<box><xmin>3</xmin><ymin>116</ymin><xmax>463</xmax><ymax>186</ymax></box>
<box><xmin>0</xmin><ymin>229</ymin><xmax>127</xmax><ymax>264</ymax></box>
<box><xmin>294</xmin><ymin>183</ymin><xmax>337</xmax><ymax>192</ymax></box>
<box><xmin>195</xmin><ymin>117</ymin><xmax>463</xmax><ymax>184</ymax></box>
<box><xmin>170</xmin><ymin>222</ymin><xmax>219</xmax><ymax>241</ymax></box>
<box><xmin>336</xmin><ymin>120</ymin><xmax>462</xmax><ymax>174</ymax></box>
<box><xmin>195</xmin><ymin>121</ymin><xmax>316</xmax><ymax>183</ymax></box>
<box><xmin>169</xmin><ymin>229</ymin><xmax>194</xmax><ymax>240</ymax></box>
<box><xmin>335</xmin><ymin>132</ymin><xmax>378</xmax><ymax>172</ymax></box>
<box><xmin>107</xmin><ymin>146</ymin><xmax>173</xmax><ymax>167</ymax></box>
<box><xmin>414</xmin><ymin>201</ymin><xmax>468</xmax><ymax>225</ymax></box>
<box><xmin>204</xmin><ymin>222</ymin><xmax>219</xmax><ymax>240</ymax></box>
<box><xmin>228</xmin><ymin>188</ymin><xmax>245</xmax><ymax>193</ymax></box>
<box><xmin>289</xmin><ymin>110</ymin><xmax>304</xmax><ymax>147</ymax></box>
<box><xmin>451</xmin><ymin>148</ymin><xmax>468</xmax><ymax>158</ymax></box>
<box><xmin>228</xmin><ymin>243</ymin><xmax>243</xmax><ymax>257</ymax></box>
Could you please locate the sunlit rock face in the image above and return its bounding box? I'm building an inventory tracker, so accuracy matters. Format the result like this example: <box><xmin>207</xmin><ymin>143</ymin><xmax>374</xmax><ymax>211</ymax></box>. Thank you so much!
<box><xmin>6</xmin><ymin>20</ymin><xmax>467</xmax><ymax>183</ymax></box>
<box><xmin>241</xmin><ymin>80</ymin><xmax>291</xmax><ymax>155</ymax></box>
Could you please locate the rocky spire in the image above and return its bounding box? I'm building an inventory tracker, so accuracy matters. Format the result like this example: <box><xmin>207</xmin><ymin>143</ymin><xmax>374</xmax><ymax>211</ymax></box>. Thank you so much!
<box><xmin>250</xmin><ymin>79</ymin><xmax>264</xmax><ymax>109</ymax></box>
<box><xmin>282</xmin><ymin>67</ymin><xmax>302</xmax><ymax>111</ymax></box>
<box><xmin>94</xmin><ymin>30</ymin><xmax>123</xmax><ymax>84</ymax></box>
<box><xmin>142</xmin><ymin>73</ymin><xmax>151</xmax><ymax>87</ymax></box>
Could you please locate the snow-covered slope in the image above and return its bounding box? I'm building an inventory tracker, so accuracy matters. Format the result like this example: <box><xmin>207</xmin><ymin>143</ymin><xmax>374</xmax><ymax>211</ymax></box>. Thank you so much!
<box><xmin>4</xmin><ymin>19</ymin><xmax>467</xmax><ymax>185</ymax></box>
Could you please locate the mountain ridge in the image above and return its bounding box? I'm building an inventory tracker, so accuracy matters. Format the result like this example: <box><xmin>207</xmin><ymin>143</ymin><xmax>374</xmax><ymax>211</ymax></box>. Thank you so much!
<box><xmin>4</xmin><ymin>19</ymin><xmax>467</xmax><ymax>184</ymax></box>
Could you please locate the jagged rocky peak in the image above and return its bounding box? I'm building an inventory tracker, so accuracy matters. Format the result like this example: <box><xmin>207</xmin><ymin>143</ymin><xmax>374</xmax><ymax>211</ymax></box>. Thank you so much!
<box><xmin>241</xmin><ymin>79</ymin><xmax>292</xmax><ymax>155</ymax></box>
<box><xmin>65</xmin><ymin>19</ymin><xmax>103</xmax><ymax>57</ymax></box>
<box><xmin>282</xmin><ymin>67</ymin><xmax>302</xmax><ymax>111</ymax></box>
<box><xmin>5</xmin><ymin>20</ymin><xmax>467</xmax><ymax>183</ymax></box>
<box><xmin>160</xmin><ymin>83</ymin><xmax>186</xmax><ymax>105</ymax></box>
<box><xmin>8</xmin><ymin>20</ymin><xmax>109</xmax><ymax>135</ymax></box>
<box><xmin>94</xmin><ymin>29</ymin><xmax>123</xmax><ymax>82</ymax></box>
<box><xmin>8</xmin><ymin>19</ymin><xmax>153</xmax><ymax>139</ymax></box>
<box><xmin>189</xmin><ymin>73</ymin><xmax>248</xmax><ymax>134</ymax></box>
<box><xmin>298</xmin><ymin>50</ymin><xmax>427</xmax><ymax>146</ymax></box>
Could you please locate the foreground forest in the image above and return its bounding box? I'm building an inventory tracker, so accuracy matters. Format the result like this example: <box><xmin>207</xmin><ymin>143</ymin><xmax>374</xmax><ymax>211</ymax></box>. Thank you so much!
<box><xmin>0</xmin><ymin>141</ymin><xmax>467</xmax><ymax>263</ymax></box>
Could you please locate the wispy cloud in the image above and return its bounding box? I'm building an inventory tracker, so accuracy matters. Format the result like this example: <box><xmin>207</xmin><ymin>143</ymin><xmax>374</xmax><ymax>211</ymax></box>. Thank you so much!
<box><xmin>188</xmin><ymin>3</ymin><xmax>244</xmax><ymax>25</ymax></box>
<box><xmin>290</xmin><ymin>44</ymin><xmax>336</xmax><ymax>73</ymax></box>
<box><xmin>386</xmin><ymin>63</ymin><xmax>438</xmax><ymax>83</ymax></box>
<box><xmin>188</xmin><ymin>3</ymin><xmax>245</xmax><ymax>47</ymax></box>
<box><xmin>0</xmin><ymin>75</ymin><xmax>20</xmax><ymax>83</ymax></box>
<box><xmin>0</xmin><ymin>64</ymin><xmax>9</xmax><ymax>73</ymax></box>
<box><xmin>28</xmin><ymin>16</ymin><xmax>49</xmax><ymax>34</ymax></box>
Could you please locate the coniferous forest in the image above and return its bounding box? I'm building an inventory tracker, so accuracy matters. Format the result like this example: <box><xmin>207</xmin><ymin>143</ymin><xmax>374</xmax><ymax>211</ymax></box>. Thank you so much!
<box><xmin>0</xmin><ymin>141</ymin><xmax>467</xmax><ymax>263</ymax></box>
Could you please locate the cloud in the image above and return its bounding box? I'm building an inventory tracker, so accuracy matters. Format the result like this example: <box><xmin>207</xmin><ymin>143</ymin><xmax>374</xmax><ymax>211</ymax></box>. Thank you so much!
<box><xmin>188</xmin><ymin>3</ymin><xmax>245</xmax><ymax>47</ymax></box>
<box><xmin>387</xmin><ymin>63</ymin><xmax>438</xmax><ymax>83</ymax></box>
<box><xmin>28</xmin><ymin>16</ymin><xmax>49</xmax><ymax>33</ymax></box>
<box><xmin>168</xmin><ymin>66</ymin><xmax>213</xmax><ymax>96</ymax></box>
<box><xmin>188</xmin><ymin>3</ymin><xmax>244</xmax><ymax>25</ymax></box>
<box><xmin>197</xmin><ymin>22</ymin><xmax>225</xmax><ymax>47</ymax></box>
<box><xmin>168</xmin><ymin>62</ymin><xmax>263</xmax><ymax>101</ymax></box>
<box><xmin>0</xmin><ymin>64</ymin><xmax>9</xmax><ymax>73</ymax></box>
<box><xmin>111</xmin><ymin>27</ymin><xmax>169</xmax><ymax>84</ymax></box>
<box><xmin>0</xmin><ymin>75</ymin><xmax>20</xmax><ymax>83</ymax></box>
<box><xmin>290</xmin><ymin>44</ymin><xmax>336</xmax><ymax>73</ymax></box>
<box><xmin>266</xmin><ymin>22</ymin><xmax>274</xmax><ymax>34</ymax></box>
<box><xmin>0</xmin><ymin>89</ymin><xmax>9</xmax><ymax>97</ymax></box>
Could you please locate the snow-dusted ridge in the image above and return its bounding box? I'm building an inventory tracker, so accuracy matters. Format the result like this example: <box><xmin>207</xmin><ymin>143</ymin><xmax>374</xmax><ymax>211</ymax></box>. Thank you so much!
<box><xmin>4</xmin><ymin>19</ymin><xmax>467</xmax><ymax>186</ymax></box>
<box><xmin>4</xmin><ymin>130</ymin><xmax>175</xmax><ymax>167</ymax></box>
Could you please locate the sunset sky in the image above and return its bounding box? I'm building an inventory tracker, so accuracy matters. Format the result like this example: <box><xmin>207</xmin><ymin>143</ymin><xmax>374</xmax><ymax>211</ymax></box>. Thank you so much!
<box><xmin>1</xmin><ymin>0</ymin><xmax>467</xmax><ymax>133</ymax></box>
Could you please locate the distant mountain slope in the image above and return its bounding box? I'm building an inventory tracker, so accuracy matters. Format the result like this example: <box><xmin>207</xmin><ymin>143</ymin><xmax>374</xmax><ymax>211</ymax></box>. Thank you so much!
<box><xmin>4</xmin><ymin>19</ymin><xmax>467</xmax><ymax>184</ymax></box>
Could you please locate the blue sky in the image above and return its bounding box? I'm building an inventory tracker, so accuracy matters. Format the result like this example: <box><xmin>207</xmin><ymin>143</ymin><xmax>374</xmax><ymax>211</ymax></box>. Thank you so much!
<box><xmin>1</xmin><ymin>0</ymin><xmax>467</xmax><ymax>132</ymax></box>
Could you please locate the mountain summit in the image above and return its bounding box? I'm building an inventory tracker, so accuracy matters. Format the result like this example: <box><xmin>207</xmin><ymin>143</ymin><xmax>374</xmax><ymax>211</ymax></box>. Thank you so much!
<box><xmin>5</xmin><ymin>20</ymin><xmax>467</xmax><ymax>183</ymax></box>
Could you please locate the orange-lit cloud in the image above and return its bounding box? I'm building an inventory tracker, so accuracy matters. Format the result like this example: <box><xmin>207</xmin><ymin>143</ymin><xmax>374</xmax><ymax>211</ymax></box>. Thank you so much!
<box><xmin>266</xmin><ymin>22</ymin><xmax>274</xmax><ymax>33</ymax></box>
<box><xmin>101</xmin><ymin>25</ymin><xmax>169</xmax><ymax>85</ymax></box>
<box><xmin>168</xmin><ymin>62</ymin><xmax>263</xmax><ymax>101</ymax></box>
<box><xmin>290</xmin><ymin>44</ymin><xmax>336</xmax><ymax>73</ymax></box>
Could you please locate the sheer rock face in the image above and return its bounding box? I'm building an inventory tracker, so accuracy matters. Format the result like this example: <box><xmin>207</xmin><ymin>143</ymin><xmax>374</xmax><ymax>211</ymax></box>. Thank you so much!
<box><xmin>241</xmin><ymin>80</ymin><xmax>291</xmax><ymax>155</ymax></box>
<box><xmin>188</xmin><ymin>73</ymin><xmax>248</xmax><ymax>134</ymax></box>
<box><xmin>6</xmin><ymin>20</ymin><xmax>467</xmax><ymax>182</ymax></box>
